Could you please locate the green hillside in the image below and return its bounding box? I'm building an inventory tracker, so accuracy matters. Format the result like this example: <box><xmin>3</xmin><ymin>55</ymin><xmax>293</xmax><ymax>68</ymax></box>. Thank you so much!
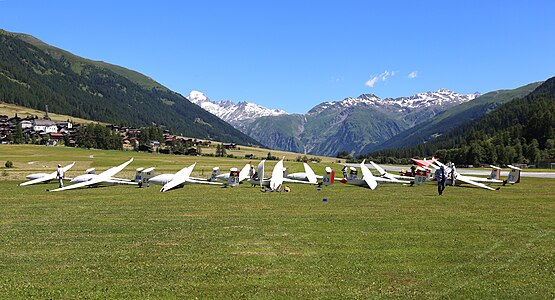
<box><xmin>373</xmin><ymin>82</ymin><xmax>542</xmax><ymax>151</ymax></box>
<box><xmin>367</xmin><ymin>77</ymin><xmax>555</xmax><ymax>165</ymax></box>
<box><xmin>0</xmin><ymin>29</ymin><xmax>260</xmax><ymax>146</ymax></box>
<box><xmin>10</xmin><ymin>31</ymin><xmax>168</xmax><ymax>91</ymax></box>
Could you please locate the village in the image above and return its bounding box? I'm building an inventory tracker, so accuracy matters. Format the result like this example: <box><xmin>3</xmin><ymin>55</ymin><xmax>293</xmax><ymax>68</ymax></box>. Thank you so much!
<box><xmin>0</xmin><ymin>106</ymin><xmax>239</xmax><ymax>156</ymax></box>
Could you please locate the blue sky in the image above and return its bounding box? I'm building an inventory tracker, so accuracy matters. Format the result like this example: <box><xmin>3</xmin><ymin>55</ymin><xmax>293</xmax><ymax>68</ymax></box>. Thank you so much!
<box><xmin>2</xmin><ymin>0</ymin><xmax>554</xmax><ymax>113</ymax></box>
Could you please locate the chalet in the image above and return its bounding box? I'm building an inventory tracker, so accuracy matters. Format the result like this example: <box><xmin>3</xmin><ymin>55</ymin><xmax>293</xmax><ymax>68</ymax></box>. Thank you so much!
<box><xmin>223</xmin><ymin>143</ymin><xmax>237</xmax><ymax>150</ymax></box>
<box><xmin>20</xmin><ymin>120</ymin><xmax>33</xmax><ymax>129</ymax></box>
<box><xmin>49</xmin><ymin>132</ymin><xmax>65</xmax><ymax>141</ymax></box>
<box><xmin>56</xmin><ymin>122</ymin><xmax>73</xmax><ymax>129</ymax></box>
<box><xmin>33</xmin><ymin>119</ymin><xmax>57</xmax><ymax>133</ymax></box>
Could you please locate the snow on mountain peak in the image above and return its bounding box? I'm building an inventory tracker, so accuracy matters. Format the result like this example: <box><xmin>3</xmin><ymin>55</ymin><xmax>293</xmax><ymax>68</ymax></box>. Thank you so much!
<box><xmin>186</xmin><ymin>91</ymin><xmax>288</xmax><ymax>125</ymax></box>
<box><xmin>188</xmin><ymin>90</ymin><xmax>209</xmax><ymax>102</ymax></box>
<box><xmin>307</xmin><ymin>89</ymin><xmax>481</xmax><ymax>114</ymax></box>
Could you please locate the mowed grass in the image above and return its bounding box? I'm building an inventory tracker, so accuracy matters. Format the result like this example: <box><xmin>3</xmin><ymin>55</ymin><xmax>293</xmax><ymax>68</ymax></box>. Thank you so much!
<box><xmin>0</xmin><ymin>145</ymin><xmax>554</xmax><ymax>298</ymax></box>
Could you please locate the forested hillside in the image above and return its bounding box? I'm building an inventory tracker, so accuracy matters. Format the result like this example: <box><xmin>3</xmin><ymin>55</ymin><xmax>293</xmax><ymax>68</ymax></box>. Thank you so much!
<box><xmin>0</xmin><ymin>30</ymin><xmax>260</xmax><ymax>145</ymax></box>
<box><xmin>365</xmin><ymin>77</ymin><xmax>555</xmax><ymax>165</ymax></box>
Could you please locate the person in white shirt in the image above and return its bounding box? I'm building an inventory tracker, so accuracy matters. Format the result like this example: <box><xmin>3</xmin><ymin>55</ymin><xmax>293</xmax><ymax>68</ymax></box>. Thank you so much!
<box><xmin>56</xmin><ymin>164</ymin><xmax>64</xmax><ymax>188</ymax></box>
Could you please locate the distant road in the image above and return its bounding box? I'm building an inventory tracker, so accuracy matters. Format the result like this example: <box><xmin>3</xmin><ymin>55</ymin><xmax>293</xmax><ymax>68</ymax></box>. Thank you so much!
<box><xmin>344</xmin><ymin>163</ymin><xmax>555</xmax><ymax>179</ymax></box>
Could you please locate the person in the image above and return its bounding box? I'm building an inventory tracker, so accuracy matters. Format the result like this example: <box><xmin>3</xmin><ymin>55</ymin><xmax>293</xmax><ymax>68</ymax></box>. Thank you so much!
<box><xmin>449</xmin><ymin>163</ymin><xmax>457</xmax><ymax>186</ymax></box>
<box><xmin>410</xmin><ymin>165</ymin><xmax>417</xmax><ymax>186</ymax></box>
<box><xmin>56</xmin><ymin>164</ymin><xmax>64</xmax><ymax>188</ymax></box>
<box><xmin>434</xmin><ymin>165</ymin><xmax>446</xmax><ymax>196</ymax></box>
<box><xmin>342</xmin><ymin>165</ymin><xmax>348</xmax><ymax>178</ymax></box>
<box><xmin>248</xmin><ymin>165</ymin><xmax>255</xmax><ymax>179</ymax></box>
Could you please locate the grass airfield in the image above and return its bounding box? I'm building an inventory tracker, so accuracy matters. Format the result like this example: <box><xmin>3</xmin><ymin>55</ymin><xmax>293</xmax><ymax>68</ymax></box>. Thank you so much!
<box><xmin>0</xmin><ymin>145</ymin><xmax>554</xmax><ymax>298</ymax></box>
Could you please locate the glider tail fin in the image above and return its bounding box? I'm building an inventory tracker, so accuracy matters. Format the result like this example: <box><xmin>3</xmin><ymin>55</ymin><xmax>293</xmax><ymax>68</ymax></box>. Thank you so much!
<box><xmin>210</xmin><ymin>167</ymin><xmax>220</xmax><ymax>181</ymax></box>
<box><xmin>322</xmin><ymin>167</ymin><xmax>335</xmax><ymax>186</ymax></box>
<box><xmin>228</xmin><ymin>168</ymin><xmax>240</xmax><ymax>187</ymax></box>
<box><xmin>507</xmin><ymin>165</ymin><xmax>521</xmax><ymax>184</ymax></box>
<box><xmin>135</xmin><ymin>167</ymin><xmax>155</xmax><ymax>187</ymax></box>
<box><xmin>488</xmin><ymin>165</ymin><xmax>501</xmax><ymax>180</ymax></box>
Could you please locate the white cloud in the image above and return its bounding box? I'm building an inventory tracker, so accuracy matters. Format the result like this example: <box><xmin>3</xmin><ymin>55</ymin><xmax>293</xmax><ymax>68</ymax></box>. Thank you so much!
<box><xmin>365</xmin><ymin>70</ymin><xmax>394</xmax><ymax>88</ymax></box>
<box><xmin>408</xmin><ymin>71</ymin><xmax>418</xmax><ymax>79</ymax></box>
<box><xmin>365</xmin><ymin>77</ymin><xmax>379</xmax><ymax>87</ymax></box>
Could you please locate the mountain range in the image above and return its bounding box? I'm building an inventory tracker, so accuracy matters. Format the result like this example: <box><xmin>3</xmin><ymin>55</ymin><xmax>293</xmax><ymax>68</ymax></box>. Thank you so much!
<box><xmin>187</xmin><ymin>90</ymin><xmax>287</xmax><ymax>127</ymax></box>
<box><xmin>367</xmin><ymin>77</ymin><xmax>555</xmax><ymax>166</ymax></box>
<box><xmin>190</xmin><ymin>89</ymin><xmax>480</xmax><ymax>156</ymax></box>
<box><xmin>374</xmin><ymin>82</ymin><xmax>543</xmax><ymax>152</ymax></box>
<box><xmin>0</xmin><ymin>29</ymin><xmax>259</xmax><ymax>146</ymax></box>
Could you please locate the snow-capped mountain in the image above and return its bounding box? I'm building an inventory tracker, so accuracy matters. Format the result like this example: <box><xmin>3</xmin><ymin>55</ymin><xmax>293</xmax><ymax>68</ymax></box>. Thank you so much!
<box><xmin>309</xmin><ymin>89</ymin><xmax>480</xmax><ymax>114</ymax></box>
<box><xmin>236</xmin><ymin>89</ymin><xmax>483</xmax><ymax>156</ymax></box>
<box><xmin>186</xmin><ymin>88</ymin><xmax>483</xmax><ymax>156</ymax></box>
<box><xmin>187</xmin><ymin>91</ymin><xmax>287</xmax><ymax>126</ymax></box>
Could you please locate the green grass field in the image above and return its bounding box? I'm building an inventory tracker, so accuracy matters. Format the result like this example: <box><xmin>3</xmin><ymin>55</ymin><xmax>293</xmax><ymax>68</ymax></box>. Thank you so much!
<box><xmin>1</xmin><ymin>145</ymin><xmax>554</xmax><ymax>298</ymax></box>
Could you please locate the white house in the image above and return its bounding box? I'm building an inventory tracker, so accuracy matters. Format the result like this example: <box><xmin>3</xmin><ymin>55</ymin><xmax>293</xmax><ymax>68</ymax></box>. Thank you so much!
<box><xmin>20</xmin><ymin>120</ymin><xmax>33</xmax><ymax>129</ymax></box>
<box><xmin>56</xmin><ymin>121</ymin><xmax>73</xmax><ymax>129</ymax></box>
<box><xmin>33</xmin><ymin>119</ymin><xmax>58</xmax><ymax>133</ymax></box>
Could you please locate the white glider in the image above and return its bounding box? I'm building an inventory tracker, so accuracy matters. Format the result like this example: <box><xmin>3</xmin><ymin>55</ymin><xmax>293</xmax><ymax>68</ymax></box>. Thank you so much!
<box><xmin>248</xmin><ymin>159</ymin><xmax>318</xmax><ymax>191</ymax></box>
<box><xmin>369</xmin><ymin>161</ymin><xmax>415</xmax><ymax>181</ymax></box>
<box><xmin>149</xmin><ymin>162</ymin><xmax>224</xmax><ymax>192</ymax></box>
<box><xmin>286</xmin><ymin>162</ymin><xmax>319</xmax><ymax>184</ymax></box>
<box><xmin>340</xmin><ymin>160</ymin><xmax>380</xmax><ymax>190</ymax></box>
<box><xmin>431</xmin><ymin>158</ymin><xmax>498</xmax><ymax>191</ymax></box>
<box><xmin>209</xmin><ymin>162</ymin><xmax>253</xmax><ymax>183</ymax></box>
<box><xmin>19</xmin><ymin>162</ymin><xmax>75</xmax><ymax>186</ymax></box>
<box><xmin>49</xmin><ymin>158</ymin><xmax>137</xmax><ymax>192</ymax></box>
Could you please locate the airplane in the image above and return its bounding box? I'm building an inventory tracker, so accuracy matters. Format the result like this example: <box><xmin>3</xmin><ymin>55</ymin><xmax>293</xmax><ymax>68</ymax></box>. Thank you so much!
<box><xmin>19</xmin><ymin>162</ymin><xmax>75</xmax><ymax>186</ymax></box>
<box><xmin>209</xmin><ymin>162</ymin><xmax>253</xmax><ymax>184</ymax></box>
<box><xmin>49</xmin><ymin>158</ymin><xmax>138</xmax><ymax>192</ymax></box>
<box><xmin>369</xmin><ymin>161</ymin><xmax>415</xmax><ymax>181</ymax></box>
<box><xmin>333</xmin><ymin>160</ymin><xmax>379</xmax><ymax>189</ymax></box>
<box><xmin>247</xmin><ymin>159</ymin><xmax>318</xmax><ymax>191</ymax></box>
<box><xmin>342</xmin><ymin>161</ymin><xmax>414</xmax><ymax>186</ymax></box>
<box><xmin>430</xmin><ymin>158</ymin><xmax>500</xmax><ymax>191</ymax></box>
<box><xmin>148</xmin><ymin>162</ymin><xmax>225</xmax><ymax>192</ymax></box>
<box><xmin>285</xmin><ymin>162</ymin><xmax>319</xmax><ymax>184</ymax></box>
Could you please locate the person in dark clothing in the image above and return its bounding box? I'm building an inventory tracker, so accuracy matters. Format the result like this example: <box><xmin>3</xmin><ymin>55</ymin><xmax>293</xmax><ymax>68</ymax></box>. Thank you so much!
<box><xmin>409</xmin><ymin>165</ymin><xmax>417</xmax><ymax>186</ymax></box>
<box><xmin>434</xmin><ymin>166</ymin><xmax>447</xmax><ymax>195</ymax></box>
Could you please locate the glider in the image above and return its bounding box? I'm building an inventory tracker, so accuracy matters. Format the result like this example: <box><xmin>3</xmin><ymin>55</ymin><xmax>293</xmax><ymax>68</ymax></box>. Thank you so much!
<box><xmin>19</xmin><ymin>162</ymin><xmax>75</xmax><ymax>186</ymax></box>
<box><xmin>247</xmin><ymin>159</ymin><xmax>318</xmax><ymax>191</ymax></box>
<box><xmin>430</xmin><ymin>158</ymin><xmax>499</xmax><ymax>191</ymax></box>
<box><xmin>49</xmin><ymin>158</ymin><xmax>137</xmax><ymax>192</ymax></box>
<box><xmin>209</xmin><ymin>162</ymin><xmax>253</xmax><ymax>184</ymax></box>
<box><xmin>338</xmin><ymin>160</ymin><xmax>380</xmax><ymax>190</ymax></box>
<box><xmin>148</xmin><ymin>162</ymin><xmax>224</xmax><ymax>192</ymax></box>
